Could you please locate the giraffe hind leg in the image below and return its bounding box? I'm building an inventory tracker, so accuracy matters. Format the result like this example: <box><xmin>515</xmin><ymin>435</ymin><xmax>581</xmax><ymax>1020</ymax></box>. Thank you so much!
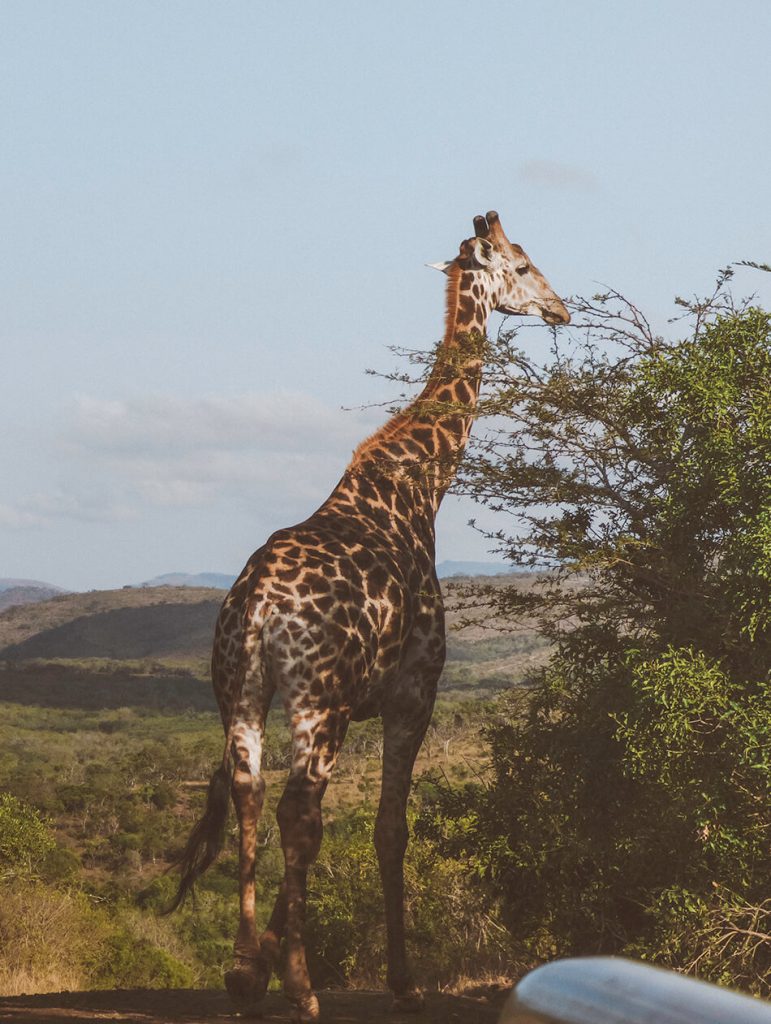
<box><xmin>275</xmin><ymin>707</ymin><xmax>351</xmax><ymax>1022</ymax></box>
<box><xmin>223</xmin><ymin>718</ymin><xmax>276</xmax><ymax>1010</ymax></box>
<box><xmin>275</xmin><ymin>772</ymin><xmax>326</xmax><ymax>1022</ymax></box>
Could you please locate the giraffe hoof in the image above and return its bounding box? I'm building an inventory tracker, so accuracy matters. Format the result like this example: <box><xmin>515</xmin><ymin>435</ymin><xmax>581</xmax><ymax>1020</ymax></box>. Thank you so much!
<box><xmin>224</xmin><ymin>959</ymin><xmax>270</xmax><ymax>1012</ymax></box>
<box><xmin>392</xmin><ymin>990</ymin><xmax>425</xmax><ymax>1013</ymax></box>
<box><xmin>288</xmin><ymin>992</ymin><xmax>320</xmax><ymax>1023</ymax></box>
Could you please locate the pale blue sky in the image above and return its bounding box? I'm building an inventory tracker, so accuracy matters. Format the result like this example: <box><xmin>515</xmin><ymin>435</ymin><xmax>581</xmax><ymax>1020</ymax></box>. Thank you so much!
<box><xmin>2</xmin><ymin>1</ymin><xmax>770</xmax><ymax>590</ymax></box>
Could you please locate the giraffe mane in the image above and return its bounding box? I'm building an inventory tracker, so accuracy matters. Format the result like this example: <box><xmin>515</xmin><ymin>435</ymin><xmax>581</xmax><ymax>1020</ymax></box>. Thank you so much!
<box><xmin>443</xmin><ymin>262</ymin><xmax>463</xmax><ymax>346</ymax></box>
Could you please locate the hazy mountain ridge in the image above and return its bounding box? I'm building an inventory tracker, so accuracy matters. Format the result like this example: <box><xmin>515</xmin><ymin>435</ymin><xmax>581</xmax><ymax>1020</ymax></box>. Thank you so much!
<box><xmin>136</xmin><ymin>572</ymin><xmax>237</xmax><ymax>589</ymax></box>
<box><xmin>0</xmin><ymin>585</ymin><xmax>66</xmax><ymax>613</ymax></box>
<box><xmin>0</xmin><ymin>578</ymin><xmax>67</xmax><ymax>592</ymax></box>
<box><xmin>136</xmin><ymin>562</ymin><xmax>516</xmax><ymax>590</ymax></box>
<box><xmin>0</xmin><ymin>600</ymin><xmax>222</xmax><ymax>662</ymax></box>
<box><xmin>436</xmin><ymin>560</ymin><xmax>517</xmax><ymax>578</ymax></box>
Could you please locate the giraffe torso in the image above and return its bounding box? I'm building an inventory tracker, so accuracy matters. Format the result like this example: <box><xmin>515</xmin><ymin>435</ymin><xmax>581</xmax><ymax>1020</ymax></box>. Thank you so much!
<box><xmin>213</xmin><ymin>462</ymin><xmax>446</xmax><ymax>772</ymax></box>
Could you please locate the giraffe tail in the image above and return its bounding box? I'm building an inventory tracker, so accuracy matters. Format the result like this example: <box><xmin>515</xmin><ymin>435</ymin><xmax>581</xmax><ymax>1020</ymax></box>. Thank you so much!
<box><xmin>164</xmin><ymin>759</ymin><xmax>231</xmax><ymax>913</ymax></box>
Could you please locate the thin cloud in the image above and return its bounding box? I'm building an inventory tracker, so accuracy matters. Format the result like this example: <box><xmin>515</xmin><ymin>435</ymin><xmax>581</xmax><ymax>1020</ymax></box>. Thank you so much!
<box><xmin>67</xmin><ymin>392</ymin><xmax>373</xmax><ymax>455</ymax></box>
<box><xmin>3</xmin><ymin>391</ymin><xmax>383</xmax><ymax>527</ymax></box>
<box><xmin>0</xmin><ymin>503</ymin><xmax>46</xmax><ymax>529</ymax></box>
<box><xmin>0</xmin><ymin>492</ymin><xmax>137</xmax><ymax>529</ymax></box>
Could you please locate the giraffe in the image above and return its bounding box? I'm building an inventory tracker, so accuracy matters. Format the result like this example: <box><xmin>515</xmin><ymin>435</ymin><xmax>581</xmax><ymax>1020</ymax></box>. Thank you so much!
<box><xmin>170</xmin><ymin>211</ymin><xmax>569</xmax><ymax>1021</ymax></box>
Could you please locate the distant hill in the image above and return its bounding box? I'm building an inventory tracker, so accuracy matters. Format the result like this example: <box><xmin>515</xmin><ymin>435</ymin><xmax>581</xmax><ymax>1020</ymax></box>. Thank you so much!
<box><xmin>0</xmin><ymin>586</ymin><xmax>224</xmax><ymax>661</ymax></box>
<box><xmin>436</xmin><ymin>560</ymin><xmax>516</xmax><ymax>578</ymax></box>
<box><xmin>0</xmin><ymin>585</ymin><xmax>67</xmax><ymax>613</ymax></box>
<box><xmin>0</xmin><ymin>578</ymin><xmax>68</xmax><ymax>614</ymax></box>
<box><xmin>137</xmin><ymin>572</ymin><xmax>235</xmax><ymax>590</ymax></box>
<box><xmin>0</xmin><ymin>577</ymin><xmax>66</xmax><ymax>592</ymax></box>
<box><xmin>137</xmin><ymin>565</ymin><xmax>515</xmax><ymax>587</ymax></box>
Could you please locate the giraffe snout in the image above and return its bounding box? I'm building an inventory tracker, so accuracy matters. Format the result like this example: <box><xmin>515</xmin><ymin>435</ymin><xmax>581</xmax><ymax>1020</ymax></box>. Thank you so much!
<box><xmin>541</xmin><ymin>299</ymin><xmax>571</xmax><ymax>325</ymax></box>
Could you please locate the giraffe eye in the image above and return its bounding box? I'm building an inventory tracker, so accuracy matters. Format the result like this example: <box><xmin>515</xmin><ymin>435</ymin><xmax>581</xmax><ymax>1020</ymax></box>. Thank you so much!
<box><xmin>516</xmin><ymin>264</ymin><xmax>530</xmax><ymax>276</ymax></box>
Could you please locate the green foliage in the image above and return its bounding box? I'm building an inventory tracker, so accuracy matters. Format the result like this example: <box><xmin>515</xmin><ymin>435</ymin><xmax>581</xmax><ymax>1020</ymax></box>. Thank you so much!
<box><xmin>305</xmin><ymin>808</ymin><xmax>384</xmax><ymax>984</ymax></box>
<box><xmin>0</xmin><ymin>793</ymin><xmax>56</xmax><ymax>876</ymax></box>
<box><xmin>630</xmin><ymin>307</ymin><xmax>771</xmax><ymax>653</ymax></box>
<box><xmin>430</xmin><ymin>286</ymin><xmax>771</xmax><ymax>992</ymax></box>
<box><xmin>462</xmin><ymin>294</ymin><xmax>771</xmax><ymax>665</ymax></box>
<box><xmin>0</xmin><ymin>695</ymin><xmax>506</xmax><ymax>993</ymax></box>
<box><xmin>88</xmin><ymin>931</ymin><xmax>195</xmax><ymax>989</ymax></box>
<box><xmin>305</xmin><ymin>805</ymin><xmax>512</xmax><ymax>989</ymax></box>
<box><xmin>423</xmin><ymin>644</ymin><xmax>770</xmax><ymax>969</ymax></box>
<box><xmin>618</xmin><ymin>648</ymin><xmax>771</xmax><ymax>823</ymax></box>
<box><xmin>0</xmin><ymin>881</ymin><xmax>197</xmax><ymax>993</ymax></box>
<box><xmin>136</xmin><ymin>873</ymin><xmax>238</xmax><ymax>987</ymax></box>
<box><xmin>0</xmin><ymin>703</ymin><xmax>239</xmax><ymax>989</ymax></box>
<box><xmin>39</xmin><ymin>844</ymin><xmax>81</xmax><ymax>883</ymax></box>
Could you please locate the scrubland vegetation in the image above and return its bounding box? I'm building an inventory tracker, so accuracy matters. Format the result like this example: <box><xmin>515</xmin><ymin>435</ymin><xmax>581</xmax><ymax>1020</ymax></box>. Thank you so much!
<box><xmin>0</xmin><ymin>698</ymin><xmax>512</xmax><ymax>994</ymax></box>
<box><xmin>1</xmin><ymin>275</ymin><xmax>769</xmax><ymax>997</ymax></box>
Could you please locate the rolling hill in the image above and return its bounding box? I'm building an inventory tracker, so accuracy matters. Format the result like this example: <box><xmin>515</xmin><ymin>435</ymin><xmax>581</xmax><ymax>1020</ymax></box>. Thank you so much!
<box><xmin>0</xmin><ymin>586</ymin><xmax>224</xmax><ymax>657</ymax></box>
<box><xmin>0</xmin><ymin>578</ymin><xmax>68</xmax><ymax>613</ymax></box>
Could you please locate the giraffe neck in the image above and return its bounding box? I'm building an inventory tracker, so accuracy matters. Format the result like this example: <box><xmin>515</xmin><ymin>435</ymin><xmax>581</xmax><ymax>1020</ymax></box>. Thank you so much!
<box><xmin>325</xmin><ymin>267</ymin><xmax>494</xmax><ymax>529</ymax></box>
<box><xmin>419</xmin><ymin>263</ymin><xmax>494</xmax><ymax>414</ymax></box>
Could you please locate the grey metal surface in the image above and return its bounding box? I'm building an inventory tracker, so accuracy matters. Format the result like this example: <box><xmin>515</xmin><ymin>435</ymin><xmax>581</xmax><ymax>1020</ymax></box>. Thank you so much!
<box><xmin>501</xmin><ymin>957</ymin><xmax>771</xmax><ymax>1024</ymax></box>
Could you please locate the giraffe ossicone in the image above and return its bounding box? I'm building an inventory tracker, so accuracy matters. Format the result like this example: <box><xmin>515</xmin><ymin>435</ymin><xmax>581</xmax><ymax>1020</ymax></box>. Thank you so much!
<box><xmin>170</xmin><ymin>211</ymin><xmax>568</xmax><ymax>1022</ymax></box>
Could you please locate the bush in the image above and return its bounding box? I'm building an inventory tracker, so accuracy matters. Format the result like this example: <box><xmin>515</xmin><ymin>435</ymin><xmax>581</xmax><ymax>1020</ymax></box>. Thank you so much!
<box><xmin>305</xmin><ymin>805</ymin><xmax>512</xmax><ymax>989</ymax></box>
<box><xmin>424</xmin><ymin>643</ymin><xmax>771</xmax><ymax>974</ymax></box>
<box><xmin>0</xmin><ymin>879</ymin><xmax>201</xmax><ymax>994</ymax></box>
<box><xmin>0</xmin><ymin>793</ymin><xmax>56</xmax><ymax>876</ymax></box>
<box><xmin>40</xmin><ymin>845</ymin><xmax>81</xmax><ymax>883</ymax></box>
<box><xmin>88</xmin><ymin>932</ymin><xmax>194</xmax><ymax>989</ymax></box>
<box><xmin>0</xmin><ymin>882</ymin><xmax>102</xmax><ymax>994</ymax></box>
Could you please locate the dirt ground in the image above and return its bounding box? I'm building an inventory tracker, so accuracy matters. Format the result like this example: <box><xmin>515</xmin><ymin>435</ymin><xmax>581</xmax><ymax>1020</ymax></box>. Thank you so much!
<box><xmin>0</xmin><ymin>988</ymin><xmax>504</xmax><ymax>1024</ymax></box>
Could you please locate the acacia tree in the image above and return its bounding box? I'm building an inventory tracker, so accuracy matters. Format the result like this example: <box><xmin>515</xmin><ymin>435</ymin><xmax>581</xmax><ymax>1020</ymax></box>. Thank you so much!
<box><xmin>418</xmin><ymin>270</ymin><xmax>771</xmax><ymax>991</ymax></box>
<box><xmin>460</xmin><ymin>271</ymin><xmax>770</xmax><ymax>657</ymax></box>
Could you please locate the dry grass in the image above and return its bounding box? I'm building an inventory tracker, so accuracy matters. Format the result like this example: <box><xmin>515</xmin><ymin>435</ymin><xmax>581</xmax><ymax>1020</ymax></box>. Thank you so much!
<box><xmin>0</xmin><ymin>885</ymin><xmax>97</xmax><ymax>995</ymax></box>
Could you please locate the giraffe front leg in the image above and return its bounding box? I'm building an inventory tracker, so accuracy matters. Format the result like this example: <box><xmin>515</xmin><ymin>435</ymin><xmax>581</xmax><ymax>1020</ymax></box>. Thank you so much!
<box><xmin>375</xmin><ymin>708</ymin><xmax>433</xmax><ymax>1012</ymax></box>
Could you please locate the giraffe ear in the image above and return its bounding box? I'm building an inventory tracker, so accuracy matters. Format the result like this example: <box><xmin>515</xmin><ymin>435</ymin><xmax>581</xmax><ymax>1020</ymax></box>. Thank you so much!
<box><xmin>426</xmin><ymin>261</ymin><xmax>454</xmax><ymax>275</ymax></box>
<box><xmin>471</xmin><ymin>237</ymin><xmax>495</xmax><ymax>267</ymax></box>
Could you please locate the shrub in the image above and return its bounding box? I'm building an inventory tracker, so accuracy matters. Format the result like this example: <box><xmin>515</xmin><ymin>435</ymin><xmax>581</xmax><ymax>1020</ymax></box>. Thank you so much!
<box><xmin>305</xmin><ymin>805</ymin><xmax>512</xmax><ymax>989</ymax></box>
<box><xmin>0</xmin><ymin>793</ymin><xmax>56</xmax><ymax>876</ymax></box>
<box><xmin>0</xmin><ymin>882</ymin><xmax>102</xmax><ymax>994</ymax></box>
<box><xmin>88</xmin><ymin>932</ymin><xmax>194</xmax><ymax>989</ymax></box>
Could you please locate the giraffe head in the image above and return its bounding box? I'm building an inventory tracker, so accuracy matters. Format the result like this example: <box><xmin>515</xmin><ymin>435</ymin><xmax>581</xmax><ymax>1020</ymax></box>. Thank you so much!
<box><xmin>432</xmin><ymin>211</ymin><xmax>570</xmax><ymax>325</ymax></box>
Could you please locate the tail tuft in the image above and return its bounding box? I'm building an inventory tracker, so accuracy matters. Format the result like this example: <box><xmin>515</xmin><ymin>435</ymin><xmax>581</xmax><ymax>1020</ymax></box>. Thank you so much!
<box><xmin>164</xmin><ymin>763</ymin><xmax>230</xmax><ymax>913</ymax></box>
